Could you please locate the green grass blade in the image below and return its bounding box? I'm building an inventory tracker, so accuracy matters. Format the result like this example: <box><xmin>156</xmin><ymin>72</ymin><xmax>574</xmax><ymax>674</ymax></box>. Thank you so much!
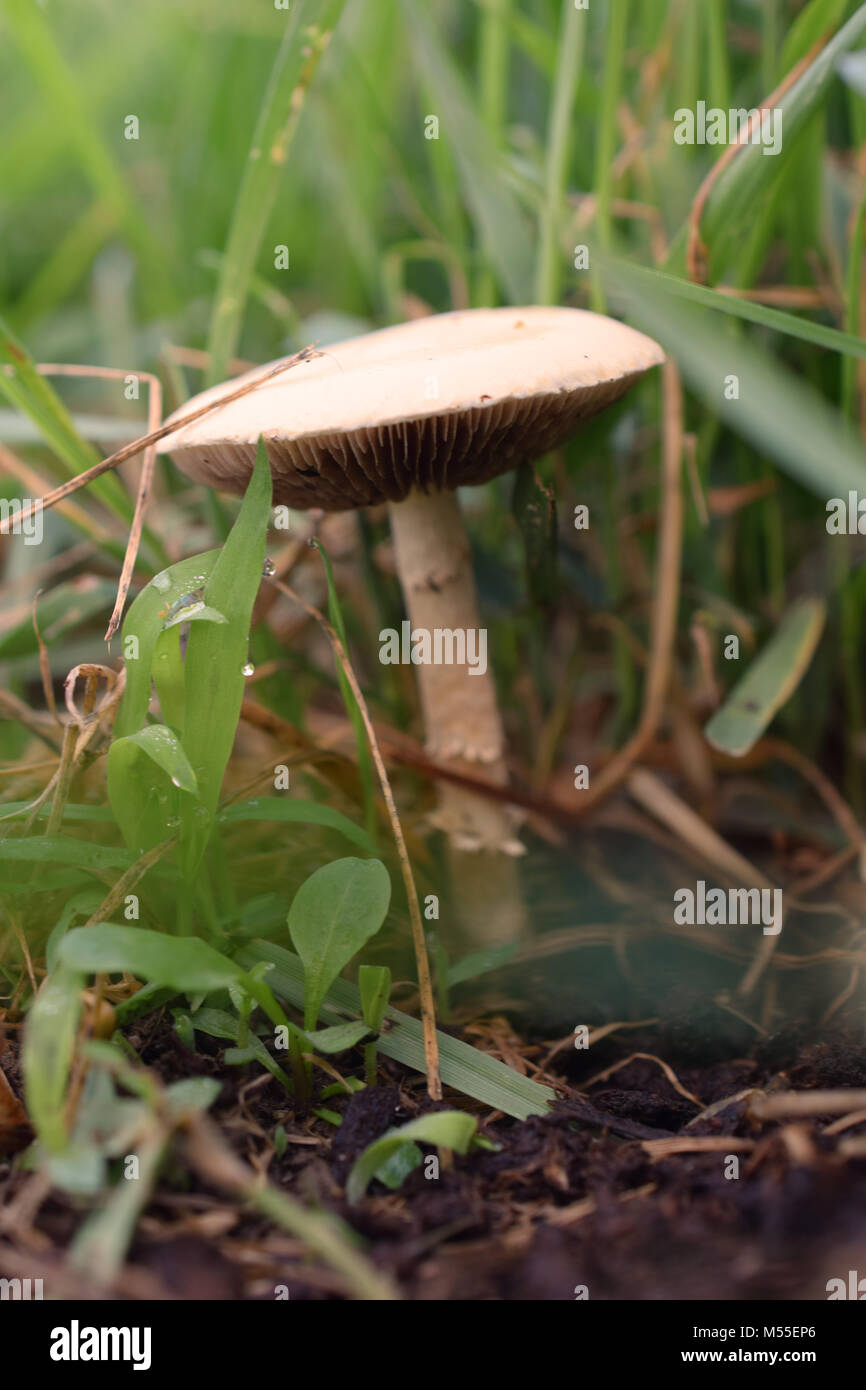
<box><xmin>401</xmin><ymin>0</ymin><xmax>534</xmax><ymax>303</ymax></box>
<box><xmin>600</xmin><ymin>253</ymin><xmax>866</xmax><ymax>502</ymax></box>
<box><xmin>204</xmin><ymin>0</ymin><xmax>349</xmax><ymax>385</ymax></box>
<box><xmin>704</xmin><ymin>598</ymin><xmax>827</xmax><ymax>756</ymax></box>
<box><xmin>590</xmin><ymin>0</ymin><xmax>629</xmax><ymax>311</ymax></box>
<box><xmin>0</xmin><ymin>314</ymin><xmax>131</xmax><ymax>519</ymax></box>
<box><xmin>0</xmin><ymin>838</ymin><xmax>133</xmax><ymax>870</ymax></box>
<box><xmin>217</xmin><ymin>798</ymin><xmax>376</xmax><ymax>854</ymax></box>
<box><xmin>535</xmin><ymin>0</ymin><xmax>586</xmax><ymax>304</ymax></box>
<box><xmin>622</xmin><ymin>263</ymin><xmax>866</xmax><ymax>363</ymax></box>
<box><xmin>0</xmin><ymin>0</ymin><xmax>173</xmax><ymax>313</ymax></box>
<box><xmin>672</xmin><ymin>1</ymin><xmax>866</xmax><ymax>277</ymax></box>
<box><xmin>180</xmin><ymin>440</ymin><xmax>272</xmax><ymax>871</ymax></box>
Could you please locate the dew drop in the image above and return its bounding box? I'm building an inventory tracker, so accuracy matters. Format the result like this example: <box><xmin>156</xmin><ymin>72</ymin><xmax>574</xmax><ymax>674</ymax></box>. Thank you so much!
<box><xmin>242</xmin><ymin>662</ymin><xmax>255</xmax><ymax>677</ymax></box>
<box><xmin>262</xmin><ymin>557</ymin><xmax>276</xmax><ymax>576</ymax></box>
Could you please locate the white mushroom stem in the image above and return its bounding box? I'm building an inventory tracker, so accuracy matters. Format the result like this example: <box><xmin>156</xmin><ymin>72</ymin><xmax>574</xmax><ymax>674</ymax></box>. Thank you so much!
<box><xmin>387</xmin><ymin>487</ymin><xmax>522</xmax><ymax>855</ymax></box>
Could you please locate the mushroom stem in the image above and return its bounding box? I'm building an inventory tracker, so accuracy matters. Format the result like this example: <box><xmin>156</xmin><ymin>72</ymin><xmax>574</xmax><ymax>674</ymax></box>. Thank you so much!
<box><xmin>387</xmin><ymin>487</ymin><xmax>521</xmax><ymax>854</ymax></box>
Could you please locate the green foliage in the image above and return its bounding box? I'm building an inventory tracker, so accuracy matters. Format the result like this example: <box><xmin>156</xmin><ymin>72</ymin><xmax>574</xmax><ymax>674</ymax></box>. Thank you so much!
<box><xmin>57</xmin><ymin>923</ymin><xmax>298</xmax><ymax>1039</ymax></box>
<box><xmin>287</xmin><ymin>857</ymin><xmax>392</xmax><ymax>1031</ymax></box>
<box><xmin>177</xmin><ymin>437</ymin><xmax>272</xmax><ymax>873</ymax></box>
<box><xmin>359</xmin><ymin>964</ymin><xmax>391</xmax><ymax>1033</ymax></box>
<box><xmin>705</xmin><ymin>599</ymin><xmax>827</xmax><ymax>756</ymax></box>
<box><xmin>239</xmin><ymin>940</ymin><xmax>555</xmax><ymax>1120</ymax></box>
<box><xmin>346</xmin><ymin>1111</ymin><xmax>478</xmax><ymax>1202</ymax></box>
<box><xmin>22</xmin><ymin>963</ymin><xmax>83</xmax><ymax>1152</ymax></box>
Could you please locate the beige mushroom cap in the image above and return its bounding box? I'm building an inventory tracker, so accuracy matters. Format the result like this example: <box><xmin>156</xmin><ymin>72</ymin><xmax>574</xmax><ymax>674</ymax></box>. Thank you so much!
<box><xmin>160</xmin><ymin>306</ymin><xmax>664</xmax><ymax>510</ymax></box>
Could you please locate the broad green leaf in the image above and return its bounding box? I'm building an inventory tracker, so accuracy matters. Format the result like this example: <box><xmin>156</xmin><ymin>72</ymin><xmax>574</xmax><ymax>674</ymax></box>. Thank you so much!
<box><xmin>306</xmin><ymin>1020</ymin><xmax>371</xmax><ymax>1054</ymax></box>
<box><xmin>600</xmin><ymin>253</ymin><xmax>866</xmax><ymax>502</ymax></box>
<box><xmin>151</xmin><ymin>626</ymin><xmax>185</xmax><ymax>734</ymax></box>
<box><xmin>374</xmin><ymin>1141</ymin><xmax>422</xmax><ymax>1190</ymax></box>
<box><xmin>704</xmin><ymin>599</ymin><xmax>826</xmax><ymax>756</ymax></box>
<box><xmin>346</xmin><ymin>1112</ymin><xmax>478</xmax><ymax>1203</ymax></box>
<box><xmin>22</xmin><ymin>964</ymin><xmax>83</xmax><ymax>1152</ymax></box>
<box><xmin>115</xmin><ymin>550</ymin><xmax>221</xmax><ymax>739</ymax></box>
<box><xmin>0</xmin><ymin>869</ymin><xmax>96</xmax><ymax>895</ymax></box>
<box><xmin>111</xmin><ymin>725</ymin><xmax>197</xmax><ymax>794</ymax></box>
<box><xmin>165</xmin><ymin>1077</ymin><xmax>222</xmax><ymax>1113</ymax></box>
<box><xmin>0</xmin><ymin>803</ymin><xmax>115</xmax><ymax>824</ymax></box>
<box><xmin>57</xmin><ymin>924</ymin><xmax>296</xmax><ymax>1037</ymax></box>
<box><xmin>60</xmin><ymin>924</ymin><xmax>243</xmax><ymax>993</ymax></box>
<box><xmin>287</xmin><ymin>858</ymin><xmax>392</xmax><ymax>1031</ymax></box>
<box><xmin>0</xmin><ymin>837</ymin><xmax>133</xmax><ymax>870</ymax></box>
<box><xmin>238</xmin><ymin>940</ymin><xmax>554</xmax><ymax>1120</ymax></box>
<box><xmin>107</xmin><ymin>725</ymin><xmax>197</xmax><ymax>858</ymax></box>
<box><xmin>161</xmin><ymin>602</ymin><xmax>226</xmax><ymax>632</ymax></box>
<box><xmin>180</xmin><ymin>438</ymin><xmax>272</xmax><ymax>872</ymax></box>
<box><xmin>217</xmin><ymin>798</ymin><xmax>376</xmax><ymax>853</ymax></box>
<box><xmin>358</xmin><ymin>964</ymin><xmax>391</xmax><ymax>1033</ymax></box>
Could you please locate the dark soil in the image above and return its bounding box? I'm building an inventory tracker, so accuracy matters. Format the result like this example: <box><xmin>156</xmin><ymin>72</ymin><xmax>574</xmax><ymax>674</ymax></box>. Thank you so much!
<box><xmin>4</xmin><ymin>1002</ymin><xmax>866</xmax><ymax>1301</ymax></box>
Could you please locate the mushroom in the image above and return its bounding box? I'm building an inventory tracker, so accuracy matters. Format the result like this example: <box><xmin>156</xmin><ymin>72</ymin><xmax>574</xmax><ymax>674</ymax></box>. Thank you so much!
<box><xmin>159</xmin><ymin>307</ymin><xmax>664</xmax><ymax>854</ymax></box>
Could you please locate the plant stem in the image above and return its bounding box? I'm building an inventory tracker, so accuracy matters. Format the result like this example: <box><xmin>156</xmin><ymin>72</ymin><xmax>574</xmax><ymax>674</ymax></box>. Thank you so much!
<box><xmin>590</xmin><ymin>0</ymin><xmax>628</xmax><ymax>312</ymax></box>
<box><xmin>535</xmin><ymin>0</ymin><xmax>586</xmax><ymax>305</ymax></box>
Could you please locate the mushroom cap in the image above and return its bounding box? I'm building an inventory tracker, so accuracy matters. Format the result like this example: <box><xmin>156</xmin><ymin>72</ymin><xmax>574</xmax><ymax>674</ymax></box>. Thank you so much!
<box><xmin>160</xmin><ymin>307</ymin><xmax>664</xmax><ymax>511</ymax></box>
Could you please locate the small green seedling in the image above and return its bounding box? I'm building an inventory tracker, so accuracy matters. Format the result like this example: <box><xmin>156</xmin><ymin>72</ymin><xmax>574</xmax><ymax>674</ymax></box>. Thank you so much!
<box><xmin>346</xmin><ymin>1111</ymin><xmax>479</xmax><ymax>1203</ymax></box>
<box><xmin>358</xmin><ymin>964</ymin><xmax>391</xmax><ymax>1086</ymax></box>
<box><xmin>287</xmin><ymin>856</ymin><xmax>391</xmax><ymax>1033</ymax></box>
<box><xmin>286</xmin><ymin>855</ymin><xmax>391</xmax><ymax>1101</ymax></box>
